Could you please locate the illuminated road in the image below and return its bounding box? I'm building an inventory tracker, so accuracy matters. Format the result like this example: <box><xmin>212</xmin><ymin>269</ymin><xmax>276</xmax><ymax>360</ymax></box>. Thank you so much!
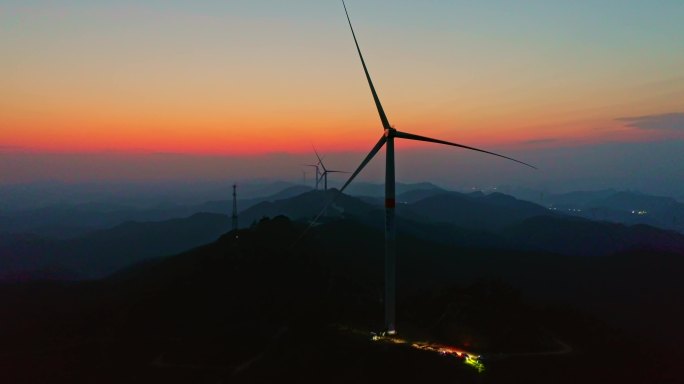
<box><xmin>370</xmin><ymin>333</ymin><xmax>486</xmax><ymax>373</ymax></box>
<box><xmin>368</xmin><ymin>330</ymin><xmax>573</xmax><ymax>373</ymax></box>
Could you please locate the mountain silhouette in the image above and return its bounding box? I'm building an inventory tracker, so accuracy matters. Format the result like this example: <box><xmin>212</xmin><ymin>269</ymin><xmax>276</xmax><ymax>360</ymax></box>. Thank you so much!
<box><xmin>544</xmin><ymin>189</ymin><xmax>684</xmax><ymax>233</ymax></box>
<box><xmin>0</xmin><ymin>213</ymin><xmax>231</xmax><ymax>280</ymax></box>
<box><xmin>0</xmin><ymin>185</ymin><xmax>314</xmax><ymax>239</ymax></box>
<box><xmin>1</xmin><ymin>216</ymin><xmax>678</xmax><ymax>383</ymax></box>
<box><xmin>406</xmin><ymin>192</ymin><xmax>551</xmax><ymax>231</ymax></box>
<box><xmin>504</xmin><ymin>215</ymin><xmax>684</xmax><ymax>256</ymax></box>
<box><xmin>4</xmin><ymin>188</ymin><xmax>684</xmax><ymax>283</ymax></box>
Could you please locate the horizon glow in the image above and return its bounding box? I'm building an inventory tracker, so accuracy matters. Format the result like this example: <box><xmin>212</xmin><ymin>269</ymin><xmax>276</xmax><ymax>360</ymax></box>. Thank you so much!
<box><xmin>2</xmin><ymin>1</ymin><xmax>684</xmax><ymax>156</ymax></box>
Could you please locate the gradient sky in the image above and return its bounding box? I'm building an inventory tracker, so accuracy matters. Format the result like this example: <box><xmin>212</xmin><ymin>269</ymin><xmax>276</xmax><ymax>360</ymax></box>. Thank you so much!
<box><xmin>2</xmin><ymin>1</ymin><xmax>684</xmax><ymax>190</ymax></box>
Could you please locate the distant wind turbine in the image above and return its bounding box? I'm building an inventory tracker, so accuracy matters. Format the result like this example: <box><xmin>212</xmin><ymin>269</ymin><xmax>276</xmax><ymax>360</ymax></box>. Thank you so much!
<box><xmin>232</xmin><ymin>183</ymin><xmax>238</xmax><ymax>239</ymax></box>
<box><xmin>336</xmin><ymin>0</ymin><xmax>536</xmax><ymax>334</ymax></box>
<box><xmin>313</xmin><ymin>146</ymin><xmax>349</xmax><ymax>191</ymax></box>
<box><xmin>303</xmin><ymin>164</ymin><xmax>321</xmax><ymax>190</ymax></box>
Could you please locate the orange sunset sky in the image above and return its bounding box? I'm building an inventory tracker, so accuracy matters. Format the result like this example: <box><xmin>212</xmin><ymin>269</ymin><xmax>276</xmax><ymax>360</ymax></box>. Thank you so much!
<box><xmin>2</xmin><ymin>1</ymin><xmax>683</xmax><ymax>156</ymax></box>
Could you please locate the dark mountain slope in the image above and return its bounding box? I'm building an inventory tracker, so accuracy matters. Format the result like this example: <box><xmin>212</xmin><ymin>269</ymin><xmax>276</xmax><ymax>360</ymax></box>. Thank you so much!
<box><xmin>0</xmin><ymin>185</ymin><xmax>314</xmax><ymax>239</ymax></box>
<box><xmin>407</xmin><ymin>192</ymin><xmax>552</xmax><ymax>231</ymax></box>
<box><xmin>504</xmin><ymin>215</ymin><xmax>684</xmax><ymax>256</ymax></box>
<box><xmin>546</xmin><ymin>189</ymin><xmax>684</xmax><ymax>233</ymax></box>
<box><xmin>5</xmin><ymin>188</ymin><xmax>684</xmax><ymax>283</ymax></box>
<box><xmin>239</xmin><ymin>189</ymin><xmax>377</xmax><ymax>226</ymax></box>
<box><xmin>0</xmin><ymin>213</ymin><xmax>231</xmax><ymax>280</ymax></box>
<box><xmin>0</xmin><ymin>218</ymin><xmax>481</xmax><ymax>383</ymax></box>
<box><xmin>343</xmin><ymin>181</ymin><xmax>444</xmax><ymax>197</ymax></box>
<box><xmin>1</xmin><ymin>216</ymin><xmax>674</xmax><ymax>383</ymax></box>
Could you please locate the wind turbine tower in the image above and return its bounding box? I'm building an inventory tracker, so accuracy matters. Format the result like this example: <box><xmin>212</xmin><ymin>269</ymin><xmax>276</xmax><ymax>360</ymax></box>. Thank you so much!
<box><xmin>313</xmin><ymin>147</ymin><xmax>349</xmax><ymax>191</ymax></box>
<box><xmin>337</xmin><ymin>0</ymin><xmax>535</xmax><ymax>334</ymax></box>
<box><xmin>304</xmin><ymin>164</ymin><xmax>321</xmax><ymax>190</ymax></box>
<box><xmin>232</xmin><ymin>183</ymin><xmax>238</xmax><ymax>237</ymax></box>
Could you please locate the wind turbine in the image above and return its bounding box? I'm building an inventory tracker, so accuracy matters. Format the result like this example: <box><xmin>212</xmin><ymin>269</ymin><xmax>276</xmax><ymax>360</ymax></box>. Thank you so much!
<box><xmin>232</xmin><ymin>183</ymin><xmax>238</xmax><ymax>239</ymax></box>
<box><xmin>336</xmin><ymin>0</ymin><xmax>536</xmax><ymax>334</ymax></box>
<box><xmin>303</xmin><ymin>164</ymin><xmax>321</xmax><ymax>190</ymax></box>
<box><xmin>313</xmin><ymin>147</ymin><xmax>349</xmax><ymax>191</ymax></box>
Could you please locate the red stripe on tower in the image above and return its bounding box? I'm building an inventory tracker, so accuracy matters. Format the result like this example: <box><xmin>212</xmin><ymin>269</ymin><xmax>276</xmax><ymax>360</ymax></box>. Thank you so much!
<box><xmin>385</xmin><ymin>198</ymin><xmax>396</xmax><ymax>208</ymax></box>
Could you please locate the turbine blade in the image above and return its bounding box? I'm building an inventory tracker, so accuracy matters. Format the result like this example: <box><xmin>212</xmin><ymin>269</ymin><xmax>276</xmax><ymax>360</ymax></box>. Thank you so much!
<box><xmin>395</xmin><ymin>130</ymin><xmax>537</xmax><ymax>169</ymax></box>
<box><xmin>312</xmin><ymin>145</ymin><xmax>322</xmax><ymax>162</ymax></box>
<box><xmin>342</xmin><ymin>0</ymin><xmax>391</xmax><ymax>130</ymax></box>
<box><xmin>291</xmin><ymin>135</ymin><xmax>387</xmax><ymax>247</ymax></box>
<box><xmin>339</xmin><ymin>135</ymin><xmax>387</xmax><ymax>194</ymax></box>
<box><xmin>312</xmin><ymin>145</ymin><xmax>327</xmax><ymax>171</ymax></box>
